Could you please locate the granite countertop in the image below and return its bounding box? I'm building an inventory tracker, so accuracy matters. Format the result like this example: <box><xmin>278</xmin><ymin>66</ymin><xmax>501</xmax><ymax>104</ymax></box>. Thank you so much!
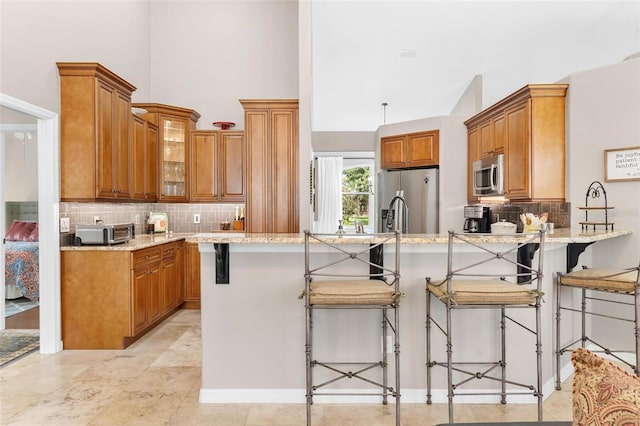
<box><xmin>60</xmin><ymin>233</ymin><xmax>191</xmax><ymax>251</ymax></box>
<box><xmin>186</xmin><ymin>228</ymin><xmax>632</xmax><ymax>245</ymax></box>
<box><xmin>59</xmin><ymin>229</ymin><xmax>631</xmax><ymax>251</ymax></box>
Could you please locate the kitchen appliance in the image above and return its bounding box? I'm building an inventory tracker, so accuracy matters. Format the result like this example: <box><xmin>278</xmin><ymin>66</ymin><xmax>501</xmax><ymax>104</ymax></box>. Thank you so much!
<box><xmin>75</xmin><ymin>223</ymin><xmax>134</xmax><ymax>245</ymax></box>
<box><xmin>463</xmin><ymin>205</ymin><xmax>492</xmax><ymax>233</ymax></box>
<box><xmin>473</xmin><ymin>154</ymin><xmax>505</xmax><ymax>197</ymax></box>
<box><xmin>378</xmin><ymin>168</ymin><xmax>439</xmax><ymax>234</ymax></box>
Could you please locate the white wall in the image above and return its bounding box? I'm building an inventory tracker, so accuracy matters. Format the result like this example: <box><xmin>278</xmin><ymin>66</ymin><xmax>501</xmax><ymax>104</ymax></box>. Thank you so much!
<box><xmin>148</xmin><ymin>1</ymin><xmax>298</xmax><ymax>130</ymax></box>
<box><xmin>564</xmin><ymin>58</ymin><xmax>640</xmax><ymax>267</ymax></box>
<box><xmin>4</xmin><ymin>132</ymin><xmax>38</xmax><ymax>201</ymax></box>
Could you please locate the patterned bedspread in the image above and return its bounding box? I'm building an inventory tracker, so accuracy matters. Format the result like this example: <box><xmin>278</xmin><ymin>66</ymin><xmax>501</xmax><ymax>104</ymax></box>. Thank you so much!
<box><xmin>5</xmin><ymin>241</ymin><xmax>39</xmax><ymax>302</ymax></box>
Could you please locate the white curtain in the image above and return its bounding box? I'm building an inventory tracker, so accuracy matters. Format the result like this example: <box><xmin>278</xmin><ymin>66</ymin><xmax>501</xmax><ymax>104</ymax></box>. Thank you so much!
<box><xmin>314</xmin><ymin>156</ymin><xmax>343</xmax><ymax>233</ymax></box>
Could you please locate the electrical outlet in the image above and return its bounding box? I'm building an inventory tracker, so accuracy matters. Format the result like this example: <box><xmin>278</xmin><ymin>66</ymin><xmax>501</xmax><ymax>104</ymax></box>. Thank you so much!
<box><xmin>194</xmin><ymin>214</ymin><xmax>200</xmax><ymax>224</ymax></box>
<box><xmin>93</xmin><ymin>215</ymin><xmax>100</xmax><ymax>224</ymax></box>
<box><xmin>60</xmin><ymin>217</ymin><xmax>70</xmax><ymax>233</ymax></box>
<box><xmin>135</xmin><ymin>214</ymin><xmax>140</xmax><ymax>224</ymax></box>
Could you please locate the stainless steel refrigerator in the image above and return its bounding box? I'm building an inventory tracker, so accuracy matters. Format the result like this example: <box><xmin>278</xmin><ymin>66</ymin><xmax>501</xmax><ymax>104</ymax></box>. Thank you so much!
<box><xmin>377</xmin><ymin>168</ymin><xmax>439</xmax><ymax>234</ymax></box>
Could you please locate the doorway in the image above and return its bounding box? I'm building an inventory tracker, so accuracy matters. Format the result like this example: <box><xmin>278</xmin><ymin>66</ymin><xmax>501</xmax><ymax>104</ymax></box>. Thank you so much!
<box><xmin>0</xmin><ymin>93</ymin><xmax>61</xmax><ymax>354</ymax></box>
<box><xmin>1</xmin><ymin>121</ymin><xmax>39</xmax><ymax>329</ymax></box>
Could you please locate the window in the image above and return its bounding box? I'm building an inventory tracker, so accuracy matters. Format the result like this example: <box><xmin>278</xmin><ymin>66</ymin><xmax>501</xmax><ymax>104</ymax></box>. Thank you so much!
<box><xmin>342</xmin><ymin>158</ymin><xmax>374</xmax><ymax>231</ymax></box>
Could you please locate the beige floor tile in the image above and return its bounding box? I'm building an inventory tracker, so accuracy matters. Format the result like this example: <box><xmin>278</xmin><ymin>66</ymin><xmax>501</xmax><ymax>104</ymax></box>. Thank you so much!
<box><xmin>87</xmin><ymin>390</ymin><xmax>189</xmax><ymax>425</ymax></box>
<box><xmin>0</xmin><ymin>309</ymin><xmax>577</xmax><ymax>425</ymax></box>
<box><xmin>176</xmin><ymin>403</ymin><xmax>251</xmax><ymax>426</ymax></box>
<box><xmin>245</xmin><ymin>403</ymin><xmax>314</xmax><ymax>426</ymax></box>
<box><xmin>125</xmin><ymin>366</ymin><xmax>200</xmax><ymax>392</ymax></box>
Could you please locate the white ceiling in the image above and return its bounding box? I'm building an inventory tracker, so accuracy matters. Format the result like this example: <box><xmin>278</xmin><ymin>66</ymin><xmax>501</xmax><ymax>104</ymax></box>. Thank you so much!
<box><xmin>311</xmin><ymin>0</ymin><xmax>640</xmax><ymax>131</ymax></box>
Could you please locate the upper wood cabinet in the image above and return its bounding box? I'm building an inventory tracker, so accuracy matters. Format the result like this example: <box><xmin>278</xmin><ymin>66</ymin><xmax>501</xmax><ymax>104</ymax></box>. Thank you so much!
<box><xmin>132</xmin><ymin>115</ymin><xmax>158</xmax><ymax>201</ymax></box>
<box><xmin>132</xmin><ymin>103</ymin><xmax>200</xmax><ymax>203</ymax></box>
<box><xmin>240</xmin><ymin>99</ymin><xmax>299</xmax><ymax>233</ymax></box>
<box><xmin>381</xmin><ymin>130</ymin><xmax>439</xmax><ymax>169</ymax></box>
<box><xmin>467</xmin><ymin>126</ymin><xmax>480</xmax><ymax>203</ymax></box>
<box><xmin>57</xmin><ymin>62</ymin><xmax>137</xmax><ymax>201</ymax></box>
<box><xmin>189</xmin><ymin>130</ymin><xmax>246</xmax><ymax>203</ymax></box>
<box><xmin>465</xmin><ymin>84</ymin><xmax>568</xmax><ymax>202</ymax></box>
<box><xmin>478</xmin><ymin>114</ymin><xmax>505</xmax><ymax>159</ymax></box>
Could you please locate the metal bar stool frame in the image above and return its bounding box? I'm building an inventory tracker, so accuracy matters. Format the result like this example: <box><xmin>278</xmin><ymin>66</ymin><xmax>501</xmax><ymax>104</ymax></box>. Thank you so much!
<box><xmin>303</xmin><ymin>230</ymin><xmax>401</xmax><ymax>426</ymax></box>
<box><xmin>426</xmin><ymin>230</ymin><xmax>546</xmax><ymax>423</ymax></box>
<box><xmin>555</xmin><ymin>262</ymin><xmax>640</xmax><ymax>389</ymax></box>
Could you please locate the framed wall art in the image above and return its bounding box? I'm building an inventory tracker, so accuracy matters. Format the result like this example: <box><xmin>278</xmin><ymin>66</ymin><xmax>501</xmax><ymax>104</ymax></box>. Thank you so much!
<box><xmin>604</xmin><ymin>146</ymin><xmax>640</xmax><ymax>182</ymax></box>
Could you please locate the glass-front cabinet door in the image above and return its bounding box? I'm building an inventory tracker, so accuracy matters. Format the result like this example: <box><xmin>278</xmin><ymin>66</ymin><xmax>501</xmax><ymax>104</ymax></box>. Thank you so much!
<box><xmin>161</xmin><ymin>117</ymin><xmax>187</xmax><ymax>199</ymax></box>
<box><xmin>131</xmin><ymin>103</ymin><xmax>200</xmax><ymax>202</ymax></box>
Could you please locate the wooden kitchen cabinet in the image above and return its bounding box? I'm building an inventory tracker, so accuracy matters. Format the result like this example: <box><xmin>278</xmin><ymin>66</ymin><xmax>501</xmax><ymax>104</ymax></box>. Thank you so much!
<box><xmin>381</xmin><ymin>130</ymin><xmax>440</xmax><ymax>169</ymax></box>
<box><xmin>467</xmin><ymin>126</ymin><xmax>480</xmax><ymax>203</ymax></box>
<box><xmin>61</xmin><ymin>240</ymin><xmax>185</xmax><ymax>349</ymax></box>
<box><xmin>240</xmin><ymin>99</ymin><xmax>299</xmax><ymax>233</ymax></box>
<box><xmin>57</xmin><ymin>62</ymin><xmax>137</xmax><ymax>201</ymax></box>
<box><xmin>184</xmin><ymin>242</ymin><xmax>201</xmax><ymax>309</ymax></box>
<box><xmin>464</xmin><ymin>84</ymin><xmax>568</xmax><ymax>202</ymax></box>
<box><xmin>175</xmin><ymin>240</ymin><xmax>185</xmax><ymax>306</ymax></box>
<box><xmin>132</xmin><ymin>246</ymin><xmax>162</xmax><ymax>335</ymax></box>
<box><xmin>132</xmin><ymin>115</ymin><xmax>158</xmax><ymax>201</ymax></box>
<box><xmin>132</xmin><ymin>103</ymin><xmax>200</xmax><ymax>202</ymax></box>
<box><xmin>160</xmin><ymin>243</ymin><xmax>178</xmax><ymax>315</ymax></box>
<box><xmin>478</xmin><ymin>115</ymin><xmax>505</xmax><ymax>158</ymax></box>
<box><xmin>190</xmin><ymin>130</ymin><xmax>246</xmax><ymax>202</ymax></box>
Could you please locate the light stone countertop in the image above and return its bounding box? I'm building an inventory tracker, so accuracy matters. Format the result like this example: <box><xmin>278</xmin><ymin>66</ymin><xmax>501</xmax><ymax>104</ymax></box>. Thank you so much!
<box><xmin>186</xmin><ymin>228</ymin><xmax>632</xmax><ymax>245</ymax></box>
<box><xmin>58</xmin><ymin>228</ymin><xmax>631</xmax><ymax>251</ymax></box>
<box><xmin>60</xmin><ymin>233</ymin><xmax>190</xmax><ymax>251</ymax></box>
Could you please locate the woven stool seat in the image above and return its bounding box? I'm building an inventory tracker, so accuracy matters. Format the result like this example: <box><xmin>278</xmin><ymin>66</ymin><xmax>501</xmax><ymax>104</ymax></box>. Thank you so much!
<box><xmin>428</xmin><ymin>279</ymin><xmax>540</xmax><ymax>305</ymax></box>
<box><xmin>558</xmin><ymin>268</ymin><xmax>637</xmax><ymax>293</ymax></box>
<box><xmin>309</xmin><ymin>280</ymin><xmax>397</xmax><ymax>305</ymax></box>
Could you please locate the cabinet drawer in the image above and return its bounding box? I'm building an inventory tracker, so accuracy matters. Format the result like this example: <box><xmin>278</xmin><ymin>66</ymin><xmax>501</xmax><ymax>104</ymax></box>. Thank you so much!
<box><xmin>132</xmin><ymin>246</ymin><xmax>162</xmax><ymax>269</ymax></box>
<box><xmin>162</xmin><ymin>242</ymin><xmax>178</xmax><ymax>259</ymax></box>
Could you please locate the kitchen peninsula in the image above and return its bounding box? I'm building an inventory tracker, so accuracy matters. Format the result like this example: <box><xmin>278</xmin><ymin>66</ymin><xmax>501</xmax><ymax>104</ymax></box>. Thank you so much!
<box><xmin>187</xmin><ymin>228</ymin><xmax>631</xmax><ymax>404</ymax></box>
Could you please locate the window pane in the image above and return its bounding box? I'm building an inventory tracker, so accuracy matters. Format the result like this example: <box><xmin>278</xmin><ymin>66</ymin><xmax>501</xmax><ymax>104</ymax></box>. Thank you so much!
<box><xmin>342</xmin><ymin>167</ymin><xmax>370</xmax><ymax>193</ymax></box>
<box><xmin>342</xmin><ymin>194</ymin><xmax>369</xmax><ymax>225</ymax></box>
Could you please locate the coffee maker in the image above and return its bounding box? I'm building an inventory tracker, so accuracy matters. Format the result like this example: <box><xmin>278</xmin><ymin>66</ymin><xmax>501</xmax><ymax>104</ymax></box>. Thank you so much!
<box><xmin>463</xmin><ymin>205</ymin><xmax>492</xmax><ymax>233</ymax></box>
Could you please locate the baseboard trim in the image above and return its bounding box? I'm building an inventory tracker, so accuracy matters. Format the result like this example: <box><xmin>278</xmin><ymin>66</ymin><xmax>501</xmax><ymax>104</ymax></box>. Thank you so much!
<box><xmin>199</xmin><ymin>387</ymin><xmax>549</xmax><ymax>404</ymax></box>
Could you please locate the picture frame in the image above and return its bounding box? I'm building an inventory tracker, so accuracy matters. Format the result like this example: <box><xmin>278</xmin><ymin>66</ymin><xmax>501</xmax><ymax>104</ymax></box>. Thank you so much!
<box><xmin>604</xmin><ymin>146</ymin><xmax>640</xmax><ymax>182</ymax></box>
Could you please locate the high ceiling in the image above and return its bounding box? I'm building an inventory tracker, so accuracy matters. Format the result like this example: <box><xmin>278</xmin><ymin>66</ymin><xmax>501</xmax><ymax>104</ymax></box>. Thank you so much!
<box><xmin>311</xmin><ymin>0</ymin><xmax>640</xmax><ymax>131</ymax></box>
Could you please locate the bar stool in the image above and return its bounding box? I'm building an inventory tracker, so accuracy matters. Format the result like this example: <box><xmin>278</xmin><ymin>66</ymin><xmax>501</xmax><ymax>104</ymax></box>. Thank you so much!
<box><xmin>555</xmin><ymin>261</ymin><xmax>640</xmax><ymax>389</ymax></box>
<box><xmin>303</xmin><ymin>230</ymin><xmax>401</xmax><ymax>426</ymax></box>
<box><xmin>426</xmin><ymin>230</ymin><xmax>546</xmax><ymax>423</ymax></box>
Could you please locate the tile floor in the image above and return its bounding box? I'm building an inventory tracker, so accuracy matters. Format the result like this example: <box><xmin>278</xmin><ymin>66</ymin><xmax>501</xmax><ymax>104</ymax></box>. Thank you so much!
<box><xmin>0</xmin><ymin>310</ymin><xmax>573</xmax><ymax>425</ymax></box>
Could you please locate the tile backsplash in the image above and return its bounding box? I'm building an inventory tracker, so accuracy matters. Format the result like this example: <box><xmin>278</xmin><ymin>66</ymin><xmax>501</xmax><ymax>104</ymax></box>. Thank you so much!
<box><xmin>486</xmin><ymin>201</ymin><xmax>571</xmax><ymax>232</ymax></box>
<box><xmin>59</xmin><ymin>202</ymin><xmax>244</xmax><ymax>235</ymax></box>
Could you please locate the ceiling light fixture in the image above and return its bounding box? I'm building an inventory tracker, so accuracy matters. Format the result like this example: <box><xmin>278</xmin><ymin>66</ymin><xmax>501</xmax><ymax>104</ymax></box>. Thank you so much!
<box><xmin>382</xmin><ymin>102</ymin><xmax>388</xmax><ymax>124</ymax></box>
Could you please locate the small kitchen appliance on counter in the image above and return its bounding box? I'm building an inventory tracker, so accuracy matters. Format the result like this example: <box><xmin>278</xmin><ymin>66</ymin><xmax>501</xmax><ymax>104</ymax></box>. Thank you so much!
<box><xmin>463</xmin><ymin>205</ymin><xmax>492</xmax><ymax>233</ymax></box>
<box><xmin>75</xmin><ymin>223</ymin><xmax>134</xmax><ymax>245</ymax></box>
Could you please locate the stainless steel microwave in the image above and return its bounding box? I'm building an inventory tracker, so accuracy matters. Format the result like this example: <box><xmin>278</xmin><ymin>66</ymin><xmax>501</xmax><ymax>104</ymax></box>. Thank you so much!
<box><xmin>75</xmin><ymin>223</ymin><xmax>134</xmax><ymax>245</ymax></box>
<box><xmin>473</xmin><ymin>154</ymin><xmax>505</xmax><ymax>197</ymax></box>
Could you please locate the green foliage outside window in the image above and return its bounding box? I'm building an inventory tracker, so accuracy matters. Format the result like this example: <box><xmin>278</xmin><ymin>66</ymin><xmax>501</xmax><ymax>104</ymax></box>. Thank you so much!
<box><xmin>342</xmin><ymin>167</ymin><xmax>370</xmax><ymax>225</ymax></box>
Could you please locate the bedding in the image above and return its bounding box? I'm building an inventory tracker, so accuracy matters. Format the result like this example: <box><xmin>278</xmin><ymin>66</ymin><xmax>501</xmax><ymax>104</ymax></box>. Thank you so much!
<box><xmin>5</xmin><ymin>241</ymin><xmax>39</xmax><ymax>302</ymax></box>
<box><xmin>4</xmin><ymin>220</ymin><xmax>39</xmax><ymax>301</ymax></box>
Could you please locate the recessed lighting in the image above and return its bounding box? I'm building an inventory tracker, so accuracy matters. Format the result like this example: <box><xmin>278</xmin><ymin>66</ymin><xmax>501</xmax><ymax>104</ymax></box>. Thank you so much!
<box><xmin>398</xmin><ymin>49</ymin><xmax>417</xmax><ymax>58</ymax></box>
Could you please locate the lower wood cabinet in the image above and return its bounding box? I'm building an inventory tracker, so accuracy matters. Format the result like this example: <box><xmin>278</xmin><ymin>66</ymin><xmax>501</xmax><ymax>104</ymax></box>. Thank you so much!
<box><xmin>61</xmin><ymin>240</ymin><xmax>185</xmax><ymax>349</ymax></box>
<box><xmin>183</xmin><ymin>242</ymin><xmax>201</xmax><ymax>309</ymax></box>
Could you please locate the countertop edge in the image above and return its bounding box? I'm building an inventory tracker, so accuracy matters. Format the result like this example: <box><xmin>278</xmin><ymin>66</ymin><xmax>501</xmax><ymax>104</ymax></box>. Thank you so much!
<box><xmin>186</xmin><ymin>229</ymin><xmax>632</xmax><ymax>245</ymax></box>
<box><xmin>60</xmin><ymin>233</ymin><xmax>189</xmax><ymax>251</ymax></box>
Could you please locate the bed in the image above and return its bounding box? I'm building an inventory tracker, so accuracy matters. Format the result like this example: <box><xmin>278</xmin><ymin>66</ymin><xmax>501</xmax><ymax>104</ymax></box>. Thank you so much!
<box><xmin>4</xmin><ymin>220</ymin><xmax>39</xmax><ymax>302</ymax></box>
